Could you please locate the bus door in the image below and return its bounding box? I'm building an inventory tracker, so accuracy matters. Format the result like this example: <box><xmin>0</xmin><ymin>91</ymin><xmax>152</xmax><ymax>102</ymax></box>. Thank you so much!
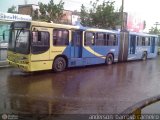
<box><xmin>71</xmin><ymin>30</ymin><xmax>83</xmax><ymax>58</ymax></box>
<box><xmin>150</xmin><ymin>37</ymin><xmax>155</xmax><ymax>53</ymax></box>
<box><xmin>129</xmin><ymin>35</ymin><xmax>136</xmax><ymax>54</ymax></box>
<box><xmin>118</xmin><ymin>31</ymin><xmax>129</xmax><ymax>62</ymax></box>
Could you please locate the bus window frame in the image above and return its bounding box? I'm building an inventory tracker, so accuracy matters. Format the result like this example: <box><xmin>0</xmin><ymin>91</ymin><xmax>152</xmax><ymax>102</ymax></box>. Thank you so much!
<box><xmin>53</xmin><ymin>28</ymin><xmax>69</xmax><ymax>46</ymax></box>
<box><xmin>107</xmin><ymin>33</ymin><xmax>117</xmax><ymax>46</ymax></box>
<box><xmin>84</xmin><ymin>31</ymin><xmax>95</xmax><ymax>46</ymax></box>
<box><xmin>95</xmin><ymin>32</ymin><xmax>106</xmax><ymax>46</ymax></box>
<box><xmin>31</xmin><ymin>31</ymin><xmax>50</xmax><ymax>54</ymax></box>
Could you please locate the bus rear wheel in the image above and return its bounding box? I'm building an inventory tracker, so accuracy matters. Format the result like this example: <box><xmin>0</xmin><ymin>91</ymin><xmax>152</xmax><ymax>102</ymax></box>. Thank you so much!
<box><xmin>106</xmin><ymin>54</ymin><xmax>114</xmax><ymax>65</ymax></box>
<box><xmin>142</xmin><ymin>52</ymin><xmax>147</xmax><ymax>61</ymax></box>
<box><xmin>53</xmin><ymin>57</ymin><xmax>66</xmax><ymax>72</ymax></box>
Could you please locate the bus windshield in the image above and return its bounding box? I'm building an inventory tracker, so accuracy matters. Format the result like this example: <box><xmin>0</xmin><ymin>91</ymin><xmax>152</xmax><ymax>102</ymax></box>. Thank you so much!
<box><xmin>8</xmin><ymin>29</ymin><xmax>30</xmax><ymax>54</ymax></box>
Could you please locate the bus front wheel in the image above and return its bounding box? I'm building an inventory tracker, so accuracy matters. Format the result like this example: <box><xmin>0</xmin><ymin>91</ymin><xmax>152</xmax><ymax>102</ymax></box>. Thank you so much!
<box><xmin>53</xmin><ymin>57</ymin><xmax>66</xmax><ymax>72</ymax></box>
<box><xmin>106</xmin><ymin>54</ymin><xmax>114</xmax><ymax>65</ymax></box>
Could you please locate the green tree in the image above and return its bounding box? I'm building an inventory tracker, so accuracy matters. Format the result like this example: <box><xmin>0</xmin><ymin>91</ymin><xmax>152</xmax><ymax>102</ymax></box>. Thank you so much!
<box><xmin>80</xmin><ymin>0</ymin><xmax>121</xmax><ymax>29</ymax></box>
<box><xmin>149</xmin><ymin>27</ymin><xmax>160</xmax><ymax>34</ymax></box>
<box><xmin>80</xmin><ymin>4</ymin><xmax>92</xmax><ymax>26</ymax></box>
<box><xmin>7</xmin><ymin>5</ymin><xmax>18</xmax><ymax>14</ymax></box>
<box><xmin>32</xmin><ymin>9</ymin><xmax>39</xmax><ymax>20</ymax></box>
<box><xmin>36</xmin><ymin>0</ymin><xmax>64</xmax><ymax>22</ymax></box>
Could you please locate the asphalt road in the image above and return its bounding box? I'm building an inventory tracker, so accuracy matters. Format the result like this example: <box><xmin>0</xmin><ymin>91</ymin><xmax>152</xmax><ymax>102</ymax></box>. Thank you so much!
<box><xmin>0</xmin><ymin>57</ymin><xmax>160</xmax><ymax>118</ymax></box>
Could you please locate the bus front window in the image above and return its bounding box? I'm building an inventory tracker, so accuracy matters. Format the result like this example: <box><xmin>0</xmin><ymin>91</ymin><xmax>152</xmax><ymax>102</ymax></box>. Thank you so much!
<box><xmin>8</xmin><ymin>29</ymin><xmax>30</xmax><ymax>54</ymax></box>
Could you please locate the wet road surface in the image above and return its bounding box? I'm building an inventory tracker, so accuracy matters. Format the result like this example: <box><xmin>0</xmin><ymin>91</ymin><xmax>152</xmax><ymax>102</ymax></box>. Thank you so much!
<box><xmin>0</xmin><ymin>57</ymin><xmax>160</xmax><ymax>116</ymax></box>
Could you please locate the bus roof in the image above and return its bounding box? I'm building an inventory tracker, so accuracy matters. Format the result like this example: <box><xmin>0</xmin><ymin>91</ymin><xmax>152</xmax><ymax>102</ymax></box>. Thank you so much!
<box><xmin>85</xmin><ymin>28</ymin><xmax>119</xmax><ymax>34</ymax></box>
<box><xmin>12</xmin><ymin>21</ymin><xmax>158</xmax><ymax>37</ymax></box>
<box><xmin>129</xmin><ymin>31</ymin><xmax>158</xmax><ymax>37</ymax></box>
<box><xmin>29</xmin><ymin>21</ymin><xmax>85</xmax><ymax>30</ymax></box>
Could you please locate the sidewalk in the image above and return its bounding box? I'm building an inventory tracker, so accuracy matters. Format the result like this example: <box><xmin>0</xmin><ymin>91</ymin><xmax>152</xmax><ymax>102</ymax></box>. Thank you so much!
<box><xmin>0</xmin><ymin>60</ymin><xmax>10</xmax><ymax>68</ymax></box>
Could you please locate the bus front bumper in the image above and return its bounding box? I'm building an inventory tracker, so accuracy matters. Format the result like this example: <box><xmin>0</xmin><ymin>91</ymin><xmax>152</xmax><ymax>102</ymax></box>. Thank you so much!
<box><xmin>7</xmin><ymin>60</ymin><xmax>30</xmax><ymax>72</ymax></box>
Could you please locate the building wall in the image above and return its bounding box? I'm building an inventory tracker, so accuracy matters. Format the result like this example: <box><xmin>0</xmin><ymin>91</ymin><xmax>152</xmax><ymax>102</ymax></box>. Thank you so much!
<box><xmin>18</xmin><ymin>5</ymin><xmax>80</xmax><ymax>25</ymax></box>
<box><xmin>18</xmin><ymin>6</ymin><xmax>32</xmax><ymax>16</ymax></box>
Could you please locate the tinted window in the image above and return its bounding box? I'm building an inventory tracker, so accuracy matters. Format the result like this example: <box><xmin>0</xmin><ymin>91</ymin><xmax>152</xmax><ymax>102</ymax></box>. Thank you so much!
<box><xmin>137</xmin><ymin>36</ymin><xmax>142</xmax><ymax>46</ymax></box>
<box><xmin>96</xmin><ymin>33</ymin><xmax>105</xmax><ymax>46</ymax></box>
<box><xmin>85</xmin><ymin>32</ymin><xmax>95</xmax><ymax>46</ymax></box>
<box><xmin>107</xmin><ymin>34</ymin><xmax>117</xmax><ymax>46</ymax></box>
<box><xmin>145</xmin><ymin>37</ymin><xmax>150</xmax><ymax>46</ymax></box>
<box><xmin>142</xmin><ymin>37</ymin><xmax>145</xmax><ymax>46</ymax></box>
<box><xmin>31</xmin><ymin>31</ymin><xmax>50</xmax><ymax>54</ymax></box>
<box><xmin>53</xmin><ymin>29</ymin><xmax>69</xmax><ymax>46</ymax></box>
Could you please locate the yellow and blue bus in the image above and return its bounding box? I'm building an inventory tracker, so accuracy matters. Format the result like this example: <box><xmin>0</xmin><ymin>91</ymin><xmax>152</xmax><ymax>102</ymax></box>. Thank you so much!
<box><xmin>6</xmin><ymin>21</ymin><xmax>158</xmax><ymax>72</ymax></box>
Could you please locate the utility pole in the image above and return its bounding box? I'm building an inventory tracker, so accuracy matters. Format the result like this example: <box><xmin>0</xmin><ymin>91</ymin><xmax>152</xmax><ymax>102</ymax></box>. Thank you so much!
<box><xmin>121</xmin><ymin>0</ymin><xmax>124</xmax><ymax>31</ymax></box>
<box><xmin>154</xmin><ymin>22</ymin><xmax>160</xmax><ymax>29</ymax></box>
<box><xmin>154</xmin><ymin>22</ymin><xmax>160</xmax><ymax>34</ymax></box>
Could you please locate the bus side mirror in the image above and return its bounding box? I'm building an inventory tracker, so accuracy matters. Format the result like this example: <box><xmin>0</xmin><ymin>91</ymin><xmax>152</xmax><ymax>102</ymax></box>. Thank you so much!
<box><xmin>3</xmin><ymin>31</ymin><xmax>5</xmax><ymax>41</ymax></box>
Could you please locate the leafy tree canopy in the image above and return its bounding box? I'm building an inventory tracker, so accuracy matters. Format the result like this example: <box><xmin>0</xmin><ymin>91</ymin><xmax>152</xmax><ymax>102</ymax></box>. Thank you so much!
<box><xmin>149</xmin><ymin>27</ymin><xmax>160</xmax><ymax>34</ymax></box>
<box><xmin>7</xmin><ymin>5</ymin><xmax>18</xmax><ymax>14</ymax></box>
<box><xmin>80</xmin><ymin>0</ymin><xmax>121</xmax><ymax>29</ymax></box>
<box><xmin>33</xmin><ymin>0</ymin><xmax>64</xmax><ymax>22</ymax></box>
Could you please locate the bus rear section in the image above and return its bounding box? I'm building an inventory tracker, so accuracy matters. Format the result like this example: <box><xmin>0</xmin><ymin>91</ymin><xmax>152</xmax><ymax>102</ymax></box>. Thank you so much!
<box><xmin>118</xmin><ymin>31</ymin><xmax>158</xmax><ymax>62</ymax></box>
<box><xmin>81</xmin><ymin>29</ymin><xmax>119</xmax><ymax>66</ymax></box>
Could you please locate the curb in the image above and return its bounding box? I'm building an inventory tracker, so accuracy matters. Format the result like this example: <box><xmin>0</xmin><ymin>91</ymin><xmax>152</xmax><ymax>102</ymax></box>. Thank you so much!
<box><xmin>0</xmin><ymin>65</ymin><xmax>11</xmax><ymax>68</ymax></box>
<box><xmin>0</xmin><ymin>61</ymin><xmax>10</xmax><ymax>68</ymax></box>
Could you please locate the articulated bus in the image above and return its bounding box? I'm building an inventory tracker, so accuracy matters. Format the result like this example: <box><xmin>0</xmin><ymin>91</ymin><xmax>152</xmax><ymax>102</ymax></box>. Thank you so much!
<box><xmin>7</xmin><ymin>21</ymin><xmax>158</xmax><ymax>72</ymax></box>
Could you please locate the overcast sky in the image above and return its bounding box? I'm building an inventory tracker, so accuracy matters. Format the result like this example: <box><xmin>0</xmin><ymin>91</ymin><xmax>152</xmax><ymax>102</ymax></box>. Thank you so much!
<box><xmin>1</xmin><ymin>0</ymin><xmax>160</xmax><ymax>30</ymax></box>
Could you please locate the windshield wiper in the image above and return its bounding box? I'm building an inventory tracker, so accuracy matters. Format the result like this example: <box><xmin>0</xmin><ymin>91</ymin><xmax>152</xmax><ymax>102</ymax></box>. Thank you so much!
<box><xmin>14</xmin><ymin>28</ymin><xmax>24</xmax><ymax>52</ymax></box>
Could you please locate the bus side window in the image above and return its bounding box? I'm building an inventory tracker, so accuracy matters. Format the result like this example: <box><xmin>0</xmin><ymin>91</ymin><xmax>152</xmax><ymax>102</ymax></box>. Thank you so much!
<box><xmin>148</xmin><ymin>37</ymin><xmax>151</xmax><ymax>46</ymax></box>
<box><xmin>31</xmin><ymin>31</ymin><xmax>50</xmax><ymax>54</ymax></box>
<box><xmin>137</xmin><ymin>36</ymin><xmax>142</xmax><ymax>46</ymax></box>
<box><xmin>85</xmin><ymin>32</ymin><xmax>95</xmax><ymax>46</ymax></box>
<box><xmin>142</xmin><ymin>37</ymin><xmax>145</xmax><ymax>46</ymax></box>
<box><xmin>106</xmin><ymin>34</ymin><xmax>109</xmax><ymax>46</ymax></box>
<box><xmin>136</xmin><ymin>36</ymin><xmax>139</xmax><ymax>46</ymax></box>
<box><xmin>53</xmin><ymin>29</ymin><xmax>69</xmax><ymax>46</ymax></box>
<box><xmin>139</xmin><ymin>37</ymin><xmax>142</xmax><ymax>46</ymax></box>
<box><xmin>96</xmin><ymin>33</ymin><xmax>105</xmax><ymax>46</ymax></box>
<box><xmin>108</xmin><ymin>34</ymin><xmax>115</xmax><ymax>46</ymax></box>
<box><xmin>97</xmin><ymin>33</ymin><xmax>117</xmax><ymax>46</ymax></box>
<box><xmin>113</xmin><ymin>35</ymin><xmax>117</xmax><ymax>46</ymax></box>
<box><xmin>145</xmin><ymin>37</ymin><xmax>150</xmax><ymax>46</ymax></box>
<box><xmin>32</xmin><ymin>32</ymin><xmax>39</xmax><ymax>44</ymax></box>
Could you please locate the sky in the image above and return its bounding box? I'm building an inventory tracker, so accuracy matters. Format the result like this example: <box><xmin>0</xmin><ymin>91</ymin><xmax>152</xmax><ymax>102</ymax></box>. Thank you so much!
<box><xmin>0</xmin><ymin>0</ymin><xmax>160</xmax><ymax>31</ymax></box>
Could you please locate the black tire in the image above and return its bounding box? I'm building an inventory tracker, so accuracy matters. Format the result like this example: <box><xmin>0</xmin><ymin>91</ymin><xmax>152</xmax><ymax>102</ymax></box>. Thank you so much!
<box><xmin>106</xmin><ymin>54</ymin><xmax>114</xmax><ymax>65</ymax></box>
<box><xmin>142</xmin><ymin>52</ymin><xmax>147</xmax><ymax>61</ymax></box>
<box><xmin>53</xmin><ymin>57</ymin><xmax>66</xmax><ymax>72</ymax></box>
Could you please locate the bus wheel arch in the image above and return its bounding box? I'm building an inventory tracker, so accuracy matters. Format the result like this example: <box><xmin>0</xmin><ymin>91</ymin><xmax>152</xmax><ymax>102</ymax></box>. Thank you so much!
<box><xmin>142</xmin><ymin>51</ymin><xmax>147</xmax><ymax>61</ymax></box>
<box><xmin>52</xmin><ymin>55</ymin><xmax>68</xmax><ymax>72</ymax></box>
<box><xmin>106</xmin><ymin>53</ymin><xmax>114</xmax><ymax>65</ymax></box>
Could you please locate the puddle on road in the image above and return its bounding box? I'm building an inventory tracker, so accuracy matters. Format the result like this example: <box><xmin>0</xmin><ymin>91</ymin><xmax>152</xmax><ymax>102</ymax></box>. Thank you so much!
<box><xmin>1</xmin><ymin>58</ymin><xmax>160</xmax><ymax>114</ymax></box>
